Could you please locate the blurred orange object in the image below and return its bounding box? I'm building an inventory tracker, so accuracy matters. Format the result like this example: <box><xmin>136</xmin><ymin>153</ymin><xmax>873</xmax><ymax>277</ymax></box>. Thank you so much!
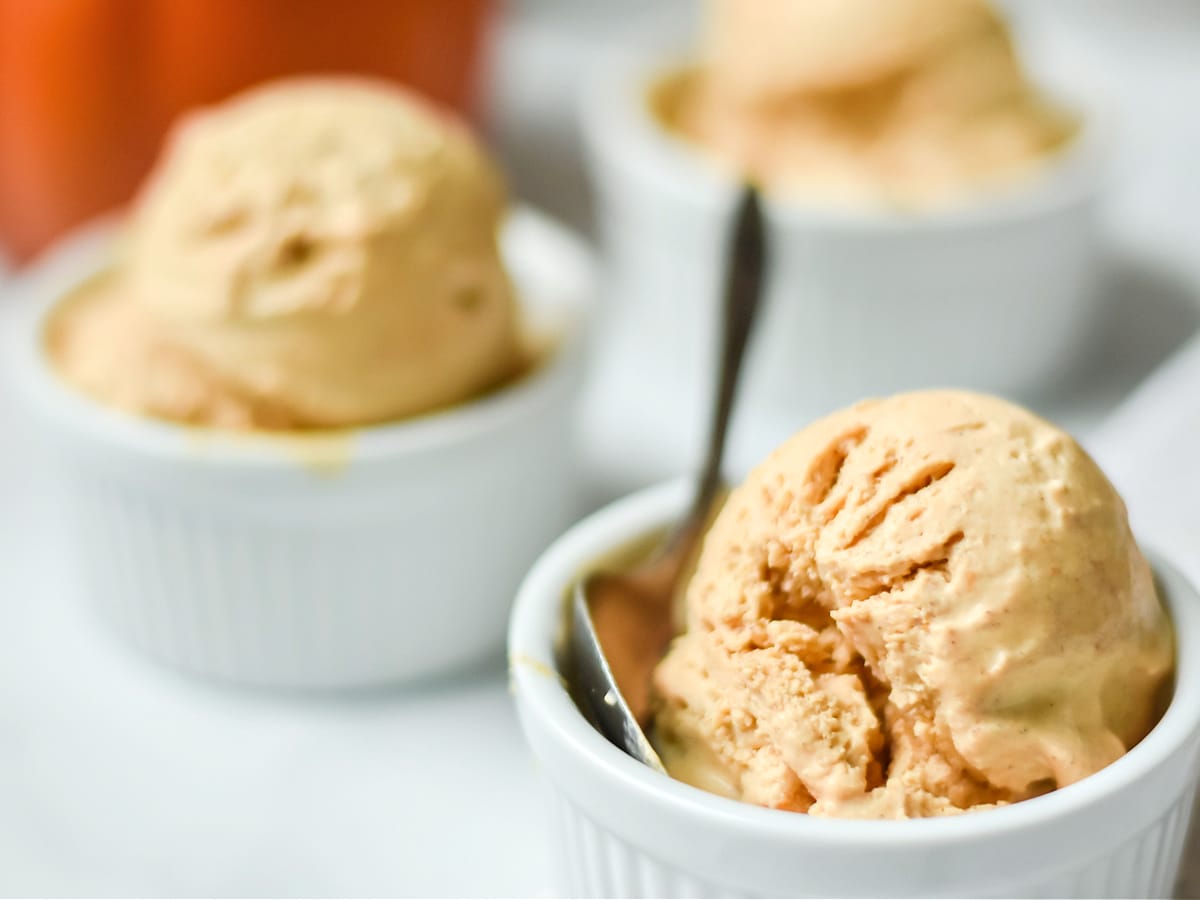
<box><xmin>0</xmin><ymin>0</ymin><xmax>494</xmax><ymax>264</ymax></box>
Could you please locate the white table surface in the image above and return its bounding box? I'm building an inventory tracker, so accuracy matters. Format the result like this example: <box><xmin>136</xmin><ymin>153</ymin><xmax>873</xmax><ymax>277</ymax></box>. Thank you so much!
<box><xmin>3</xmin><ymin>1</ymin><xmax>1200</xmax><ymax>895</ymax></box>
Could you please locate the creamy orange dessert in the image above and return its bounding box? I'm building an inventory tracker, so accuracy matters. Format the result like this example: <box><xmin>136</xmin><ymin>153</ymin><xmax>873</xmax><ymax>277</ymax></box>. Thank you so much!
<box><xmin>652</xmin><ymin>0</ymin><xmax>1079</xmax><ymax>208</ymax></box>
<box><xmin>47</xmin><ymin>79</ymin><xmax>523</xmax><ymax>430</ymax></box>
<box><xmin>653</xmin><ymin>391</ymin><xmax>1173</xmax><ymax>818</ymax></box>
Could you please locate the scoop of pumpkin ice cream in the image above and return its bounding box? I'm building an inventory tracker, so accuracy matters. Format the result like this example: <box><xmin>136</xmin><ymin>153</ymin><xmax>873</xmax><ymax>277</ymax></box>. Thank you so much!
<box><xmin>654</xmin><ymin>0</ymin><xmax>1078</xmax><ymax>207</ymax></box>
<box><xmin>704</xmin><ymin>0</ymin><xmax>993</xmax><ymax>99</ymax></box>
<box><xmin>653</xmin><ymin>390</ymin><xmax>1173</xmax><ymax>818</ymax></box>
<box><xmin>49</xmin><ymin>78</ymin><xmax>522</xmax><ymax>429</ymax></box>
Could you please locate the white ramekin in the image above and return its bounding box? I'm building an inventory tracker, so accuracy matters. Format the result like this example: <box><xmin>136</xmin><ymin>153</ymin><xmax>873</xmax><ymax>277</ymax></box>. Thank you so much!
<box><xmin>580</xmin><ymin>38</ymin><xmax>1109</xmax><ymax>478</ymax></box>
<box><xmin>10</xmin><ymin>208</ymin><xmax>593</xmax><ymax>689</ymax></box>
<box><xmin>510</xmin><ymin>480</ymin><xmax>1200</xmax><ymax>898</ymax></box>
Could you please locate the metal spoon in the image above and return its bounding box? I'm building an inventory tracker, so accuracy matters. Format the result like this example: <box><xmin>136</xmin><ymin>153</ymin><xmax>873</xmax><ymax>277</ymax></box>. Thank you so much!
<box><xmin>570</xmin><ymin>185</ymin><xmax>768</xmax><ymax>771</ymax></box>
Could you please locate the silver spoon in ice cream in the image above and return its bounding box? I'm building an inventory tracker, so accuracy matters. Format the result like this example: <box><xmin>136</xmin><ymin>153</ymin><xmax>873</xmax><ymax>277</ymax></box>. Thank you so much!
<box><xmin>570</xmin><ymin>186</ymin><xmax>768</xmax><ymax>771</ymax></box>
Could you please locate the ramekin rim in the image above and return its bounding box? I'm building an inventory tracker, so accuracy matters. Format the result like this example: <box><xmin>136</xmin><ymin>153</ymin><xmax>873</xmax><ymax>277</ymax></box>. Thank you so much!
<box><xmin>578</xmin><ymin>28</ymin><xmax>1112</xmax><ymax>234</ymax></box>
<box><xmin>8</xmin><ymin>205</ymin><xmax>594</xmax><ymax>468</ymax></box>
<box><xmin>509</xmin><ymin>478</ymin><xmax>1200</xmax><ymax>848</ymax></box>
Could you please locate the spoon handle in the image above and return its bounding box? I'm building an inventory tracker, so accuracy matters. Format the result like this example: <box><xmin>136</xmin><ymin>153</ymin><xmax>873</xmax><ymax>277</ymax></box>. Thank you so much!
<box><xmin>681</xmin><ymin>185</ymin><xmax>769</xmax><ymax>538</ymax></box>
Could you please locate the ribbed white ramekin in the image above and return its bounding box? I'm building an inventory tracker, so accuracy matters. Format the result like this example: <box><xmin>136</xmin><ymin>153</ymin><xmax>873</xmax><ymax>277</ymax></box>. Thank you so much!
<box><xmin>510</xmin><ymin>480</ymin><xmax>1200</xmax><ymax>898</ymax></box>
<box><xmin>579</xmin><ymin>32</ymin><xmax>1110</xmax><ymax>478</ymax></box>
<box><xmin>10</xmin><ymin>208</ymin><xmax>593</xmax><ymax>688</ymax></box>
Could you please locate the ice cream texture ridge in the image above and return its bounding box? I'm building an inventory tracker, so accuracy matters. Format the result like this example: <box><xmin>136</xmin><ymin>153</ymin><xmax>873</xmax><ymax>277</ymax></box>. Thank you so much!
<box><xmin>653</xmin><ymin>0</ymin><xmax>1079</xmax><ymax>207</ymax></box>
<box><xmin>46</xmin><ymin>79</ymin><xmax>522</xmax><ymax>430</ymax></box>
<box><xmin>652</xmin><ymin>391</ymin><xmax>1174</xmax><ymax>819</ymax></box>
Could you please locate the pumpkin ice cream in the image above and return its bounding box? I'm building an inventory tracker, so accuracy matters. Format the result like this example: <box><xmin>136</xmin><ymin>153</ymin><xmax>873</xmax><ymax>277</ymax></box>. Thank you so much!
<box><xmin>46</xmin><ymin>78</ymin><xmax>522</xmax><ymax>430</ymax></box>
<box><xmin>653</xmin><ymin>391</ymin><xmax>1174</xmax><ymax>818</ymax></box>
<box><xmin>652</xmin><ymin>0</ymin><xmax>1079</xmax><ymax>207</ymax></box>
